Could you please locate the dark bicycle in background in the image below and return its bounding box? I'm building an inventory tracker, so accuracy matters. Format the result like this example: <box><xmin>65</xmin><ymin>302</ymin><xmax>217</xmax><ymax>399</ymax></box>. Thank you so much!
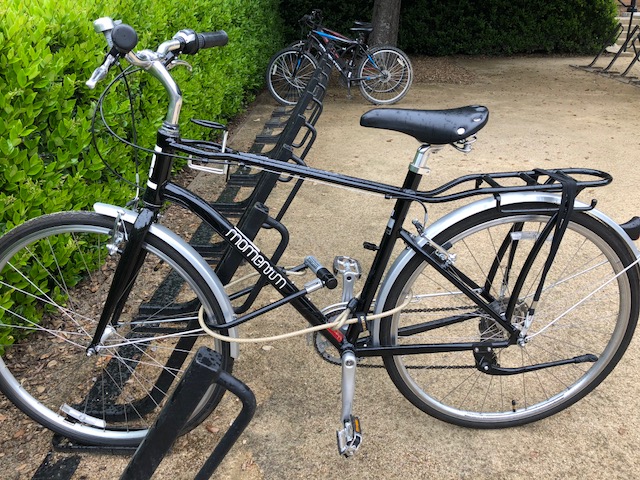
<box><xmin>266</xmin><ymin>9</ymin><xmax>414</xmax><ymax>105</ymax></box>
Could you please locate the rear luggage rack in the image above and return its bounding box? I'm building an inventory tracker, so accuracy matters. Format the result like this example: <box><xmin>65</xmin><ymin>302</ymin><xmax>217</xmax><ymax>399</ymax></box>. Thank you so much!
<box><xmin>413</xmin><ymin>168</ymin><xmax>612</xmax><ymax>203</ymax></box>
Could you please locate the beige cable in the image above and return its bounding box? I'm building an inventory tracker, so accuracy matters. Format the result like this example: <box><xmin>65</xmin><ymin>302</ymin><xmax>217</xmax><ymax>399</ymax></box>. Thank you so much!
<box><xmin>197</xmin><ymin>291</ymin><xmax>413</xmax><ymax>344</ymax></box>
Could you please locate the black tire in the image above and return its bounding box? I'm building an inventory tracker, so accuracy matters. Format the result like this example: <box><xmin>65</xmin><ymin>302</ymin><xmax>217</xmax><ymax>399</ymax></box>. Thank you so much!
<box><xmin>0</xmin><ymin>211</ymin><xmax>233</xmax><ymax>446</ymax></box>
<box><xmin>380</xmin><ymin>205</ymin><xmax>639</xmax><ymax>428</ymax></box>
<box><xmin>358</xmin><ymin>46</ymin><xmax>413</xmax><ymax>104</ymax></box>
<box><xmin>266</xmin><ymin>47</ymin><xmax>318</xmax><ymax>105</ymax></box>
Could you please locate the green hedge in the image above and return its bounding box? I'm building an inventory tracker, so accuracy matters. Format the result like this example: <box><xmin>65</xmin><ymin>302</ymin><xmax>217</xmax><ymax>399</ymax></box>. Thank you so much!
<box><xmin>400</xmin><ymin>0</ymin><xmax>619</xmax><ymax>55</ymax></box>
<box><xmin>0</xmin><ymin>0</ymin><xmax>282</xmax><ymax>233</ymax></box>
<box><xmin>278</xmin><ymin>0</ymin><xmax>618</xmax><ymax>55</ymax></box>
<box><xmin>0</xmin><ymin>0</ymin><xmax>281</xmax><ymax>350</ymax></box>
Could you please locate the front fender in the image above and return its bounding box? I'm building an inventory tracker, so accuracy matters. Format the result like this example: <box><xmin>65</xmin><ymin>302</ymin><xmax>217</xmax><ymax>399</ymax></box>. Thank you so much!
<box><xmin>369</xmin><ymin>192</ymin><xmax>640</xmax><ymax>346</ymax></box>
<box><xmin>93</xmin><ymin>203</ymin><xmax>240</xmax><ymax>358</ymax></box>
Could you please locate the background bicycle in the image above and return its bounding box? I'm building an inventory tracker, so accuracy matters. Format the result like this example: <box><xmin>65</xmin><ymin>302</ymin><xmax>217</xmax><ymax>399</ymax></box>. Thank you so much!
<box><xmin>266</xmin><ymin>9</ymin><xmax>413</xmax><ymax>105</ymax></box>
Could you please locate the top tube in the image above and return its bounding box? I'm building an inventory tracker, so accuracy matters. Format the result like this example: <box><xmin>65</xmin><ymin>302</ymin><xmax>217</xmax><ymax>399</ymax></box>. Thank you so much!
<box><xmin>89</xmin><ymin>22</ymin><xmax>611</xmax><ymax>206</ymax></box>
<box><xmin>171</xmin><ymin>142</ymin><xmax>611</xmax><ymax>204</ymax></box>
<box><xmin>313</xmin><ymin>29</ymin><xmax>358</xmax><ymax>45</ymax></box>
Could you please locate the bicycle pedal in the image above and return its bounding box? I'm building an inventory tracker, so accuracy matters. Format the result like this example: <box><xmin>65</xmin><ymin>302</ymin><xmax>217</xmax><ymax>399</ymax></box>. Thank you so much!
<box><xmin>336</xmin><ymin>415</ymin><xmax>362</xmax><ymax>457</ymax></box>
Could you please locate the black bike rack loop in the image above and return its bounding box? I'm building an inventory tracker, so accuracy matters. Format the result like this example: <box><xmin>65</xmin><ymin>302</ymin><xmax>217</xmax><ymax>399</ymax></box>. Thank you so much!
<box><xmin>118</xmin><ymin>59</ymin><xmax>331</xmax><ymax>479</ymax></box>
<box><xmin>43</xmin><ymin>55</ymin><xmax>330</xmax><ymax>475</ymax></box>
<box><xmin>120</xmin><ymin>347</ymin><xmax>256</xmax><ymax>480</ymax></box>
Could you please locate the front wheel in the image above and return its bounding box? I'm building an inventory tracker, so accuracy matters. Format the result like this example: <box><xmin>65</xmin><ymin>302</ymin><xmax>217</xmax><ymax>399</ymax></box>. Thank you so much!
<box><xmin>266</xmin><ymin>47</ymin><xmax>319</xmax><ymax>106</ymax></box>
<box><xmin>0</xmin><ymin>211</ymin><xmax>233</xmax><ymax>446</ymax></box>
<box><xmin>358</xmin><ymin>46</ymin><xmax>413</xmax><ymax>104</ymax></box>
<box><xmin>380</xmin><ymin>205</ymin><xmax>639</xmax><ymax>428</ymax></box>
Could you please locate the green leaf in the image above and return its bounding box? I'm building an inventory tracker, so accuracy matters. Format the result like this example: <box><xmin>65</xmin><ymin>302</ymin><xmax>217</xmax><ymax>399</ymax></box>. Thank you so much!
<box><xmin>15</xmin><ymin>69</ymin><xmax>27</xmax><ymax>89</ymax></box>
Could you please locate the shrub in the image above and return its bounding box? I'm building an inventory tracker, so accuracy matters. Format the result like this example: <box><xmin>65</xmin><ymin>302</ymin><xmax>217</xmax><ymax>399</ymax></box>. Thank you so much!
<box><xmin>399</xmin><ymin>0</ymin><xmax>619</xmax><ymax>55</ymax></box>
<box><xmin>0</xmin><ymin>0</ymin><xmax>282</xmax><ymax>350</ymax></box>
<box><xmin>278</xmin><ymin>0</ymin><xmax>618</xmax><ymax>55</ymax></box>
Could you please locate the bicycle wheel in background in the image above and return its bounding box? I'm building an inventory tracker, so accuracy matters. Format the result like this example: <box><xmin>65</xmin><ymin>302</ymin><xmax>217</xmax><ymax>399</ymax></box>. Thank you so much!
<box><xmin>358</xmin><ymin>46</ymin><xmax>413</xmax><ymax>104</ymax></box>
<box><xmin>0</xmin><ymin>211</ymin><xmax>233</xmax><ymax>446</ymax></box>
<box><xmin>380</xmin><ymin>205</ymin><xmax>639</xmax><ymax>428</ymax></box>
<box><xmin>266</xmin><ymin>47</ymin><xmax>318</xmax><ymax>105</ymax></box>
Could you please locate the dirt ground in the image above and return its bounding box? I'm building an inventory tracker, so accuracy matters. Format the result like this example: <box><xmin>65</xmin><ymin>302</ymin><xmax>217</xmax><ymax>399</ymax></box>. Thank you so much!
<box><xmin>2</xmin><ymin>54</ymin><xmax>640</xmax><ymax>479</ymax></box>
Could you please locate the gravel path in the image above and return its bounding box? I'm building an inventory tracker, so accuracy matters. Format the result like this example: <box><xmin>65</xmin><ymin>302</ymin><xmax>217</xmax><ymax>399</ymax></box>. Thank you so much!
<box><xmin>1</xmin><ymin>53</ymin><xmax>640</xmax><ymax>479</ymax></box>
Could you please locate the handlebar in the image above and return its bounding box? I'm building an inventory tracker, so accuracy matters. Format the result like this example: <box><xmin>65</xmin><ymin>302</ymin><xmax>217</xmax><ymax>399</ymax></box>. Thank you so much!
<box><xmin>300</xmin><ymin>9</ymin><xmax>323</xmax><ymax>29</ymax></box>
<box><xmin>86</xmin><ymin>17</ymin><xmax>228</xmax><ymax>90</ymax></box>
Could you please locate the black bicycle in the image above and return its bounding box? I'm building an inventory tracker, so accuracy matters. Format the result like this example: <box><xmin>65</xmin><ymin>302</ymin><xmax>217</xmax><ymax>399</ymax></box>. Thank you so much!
<box><xmin>266</xmin><ymin>9</ymin><xmax>413</xmax><ymax>106</ymax></box>
<box><xmin>0</xmin><ymin>20</ymin><xmax>639</xmax><ymax>458</ymax></box>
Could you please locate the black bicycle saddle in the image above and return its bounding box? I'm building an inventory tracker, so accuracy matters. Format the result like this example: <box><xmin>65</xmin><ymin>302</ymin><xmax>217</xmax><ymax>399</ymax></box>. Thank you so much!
<box><xmin>350</xmin><ymin>21</ymin><xmax>373</xmax><ymax>34</ymax></box>
<box><xmin>360</xmin><ymin>106</ymin><xmax>489</xmax><ymax>145</ymax></box>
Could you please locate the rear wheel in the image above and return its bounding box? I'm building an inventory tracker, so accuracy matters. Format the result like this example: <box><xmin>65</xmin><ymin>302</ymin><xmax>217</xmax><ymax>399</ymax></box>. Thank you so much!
<box><xmin>358</xmin><ymin>46</ymin><xmax>413</xmax><ymax>104</ymax></box>
<box><xmin>266</xmin><ymin>47</ymin><xmax>318</xmax><ymax>105</ymax></box>
<box><xmin>380</xmin><ymin>205</ymin><xmax>639</xmax><ymax>428</ymax></box>
<box><xmin>0</xmin><ymin>211</ymin><xmax>233</xmax><ymax>446</ymax></box>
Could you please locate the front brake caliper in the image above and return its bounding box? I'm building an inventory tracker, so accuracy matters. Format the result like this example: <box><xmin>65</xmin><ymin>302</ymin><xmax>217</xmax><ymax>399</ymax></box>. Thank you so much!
<box><xmin>108</xmin><ymin>211</ymin><xmax>128</xmax><ymax>255</ymax></box>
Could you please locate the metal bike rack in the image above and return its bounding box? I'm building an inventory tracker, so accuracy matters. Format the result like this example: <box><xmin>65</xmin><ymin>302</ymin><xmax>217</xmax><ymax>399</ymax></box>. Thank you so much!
<box><xmin>141</xmin><ymin>55</ymin><xmax>333</xmax><ymax>319</ymax></box>
<box><xmin>192</xmin><ymin>54</ymin><xmax>332</xmax><ymax>272</ymax></box>
<box><xmin>574</xmin><ymin>3</ymin><xmax>640</xmax><ymax>86</ymax></box>
<box><xmin>42</xmin><ymin>54</ymin><xmax>332</xmax><ymax>476</ymax></box>
<box><xmin>120</xmin><ymin>347</ymin><xmax>256</xmax><ymax>480</ymax></box>
<box><xmin>117</xmin><ymin>59</ymin><xmax>332</xmax><ymax>478</ymax></box>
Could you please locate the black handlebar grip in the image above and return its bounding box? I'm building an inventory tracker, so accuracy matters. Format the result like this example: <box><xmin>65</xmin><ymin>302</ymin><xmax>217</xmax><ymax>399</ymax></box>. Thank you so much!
<box><xmin>175</xmin><ymin>29</ymin><xmax>228</xmax><ymax>55</ymax></box>
<box><xmin>111</xmin><ymin>24</ymin><xmax>138</xmax><ymax>55</ymax></box>
<box><xmin>198</xmin><ymin>30</ymin><xmax>228</xmax><ymax>49</ymax></box>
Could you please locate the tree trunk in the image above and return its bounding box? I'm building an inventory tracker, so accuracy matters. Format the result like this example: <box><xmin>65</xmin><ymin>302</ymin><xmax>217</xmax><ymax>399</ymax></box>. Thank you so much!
<box><xmin>370</xmin><ymin>0</ymin><xmax>402</xmax><ymax>47</ymax></box>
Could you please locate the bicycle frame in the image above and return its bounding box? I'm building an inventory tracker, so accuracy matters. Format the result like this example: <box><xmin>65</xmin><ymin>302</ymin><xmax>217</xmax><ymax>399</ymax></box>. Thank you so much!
<box><xmin>85</xmin><ymin>30</ymin><xmax>625</xmax><ymax>370</ymax></box>
<box><xmin>301</xmin><ymin>29</ymin><xmax>376</xmax><ymax>85</ymax></box>
<box><xmin>89</xmin><ymin>122</ymin><xmax>617</xmax><ymax>364</ymax></box>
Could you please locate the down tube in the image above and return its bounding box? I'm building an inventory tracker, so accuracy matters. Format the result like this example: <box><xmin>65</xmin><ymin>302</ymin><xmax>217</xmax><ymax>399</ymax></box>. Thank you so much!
<box><xmin>161</xmin><ymin>183</ymin><xmax>341</xmax><ymax>344</ymax></box>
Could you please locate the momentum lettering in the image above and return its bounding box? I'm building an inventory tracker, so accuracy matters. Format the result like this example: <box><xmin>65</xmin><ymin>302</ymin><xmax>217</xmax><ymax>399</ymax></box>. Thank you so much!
<box><xmin>225</xmin><ymin>228</ymin><xmax>288</xmax><ymax>289</ymax></box>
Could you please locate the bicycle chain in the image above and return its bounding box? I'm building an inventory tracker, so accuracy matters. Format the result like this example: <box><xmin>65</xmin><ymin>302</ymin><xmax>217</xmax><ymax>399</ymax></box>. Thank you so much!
<box><xmin>401</xmin><ymin>305</ymin><xmax>476</xmax><ymax>314</ymax></box>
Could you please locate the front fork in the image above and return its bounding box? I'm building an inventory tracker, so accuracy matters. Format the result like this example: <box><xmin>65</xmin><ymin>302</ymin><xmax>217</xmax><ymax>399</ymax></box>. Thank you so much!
<box><xmin>86</xmin><ymin>207</ymin><xmax>157</xmax><ymax>355</ymax></box>
<box><xmin>87</xmin><ymin>127</ymin><xmax>175</xmax><ymax>355</ymax></box>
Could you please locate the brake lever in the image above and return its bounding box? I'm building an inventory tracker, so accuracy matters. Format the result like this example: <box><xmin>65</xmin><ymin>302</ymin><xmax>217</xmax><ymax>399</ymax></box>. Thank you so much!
<box><xmin>86</xmin><ymin>53</ymin><xmax>118</xmax><ymax>89</ymax></box>
<box><xmin>167</xmin><ymin>58</ymin><xmax>192</xmax><ymax>72</ymax></box>
<box><xmin>86</xmin><ymin>17</ymin><xmax>121</xmax><ymax>89</ymax></box>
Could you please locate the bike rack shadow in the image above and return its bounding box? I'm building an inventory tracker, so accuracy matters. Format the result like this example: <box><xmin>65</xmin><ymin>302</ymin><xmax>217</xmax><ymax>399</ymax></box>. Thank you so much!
<box><xmin>120</xmin><ymin>347</ymin><xmax>256</xmax><ymax>480</ymax></box>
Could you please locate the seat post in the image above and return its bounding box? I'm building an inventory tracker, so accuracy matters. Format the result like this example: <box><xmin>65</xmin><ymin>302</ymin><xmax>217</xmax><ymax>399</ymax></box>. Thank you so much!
<box><xmin>409</xmin><ymin>144</ymin><xmax>443</xmax><ymax>175</ymax></box>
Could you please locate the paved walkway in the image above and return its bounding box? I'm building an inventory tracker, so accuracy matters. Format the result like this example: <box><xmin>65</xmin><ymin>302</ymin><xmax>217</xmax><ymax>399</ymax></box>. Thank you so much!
<box><xmin>3</xmin><ymin>54</ymin><xmax>640</xmax><ymax>480</ymax></box>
